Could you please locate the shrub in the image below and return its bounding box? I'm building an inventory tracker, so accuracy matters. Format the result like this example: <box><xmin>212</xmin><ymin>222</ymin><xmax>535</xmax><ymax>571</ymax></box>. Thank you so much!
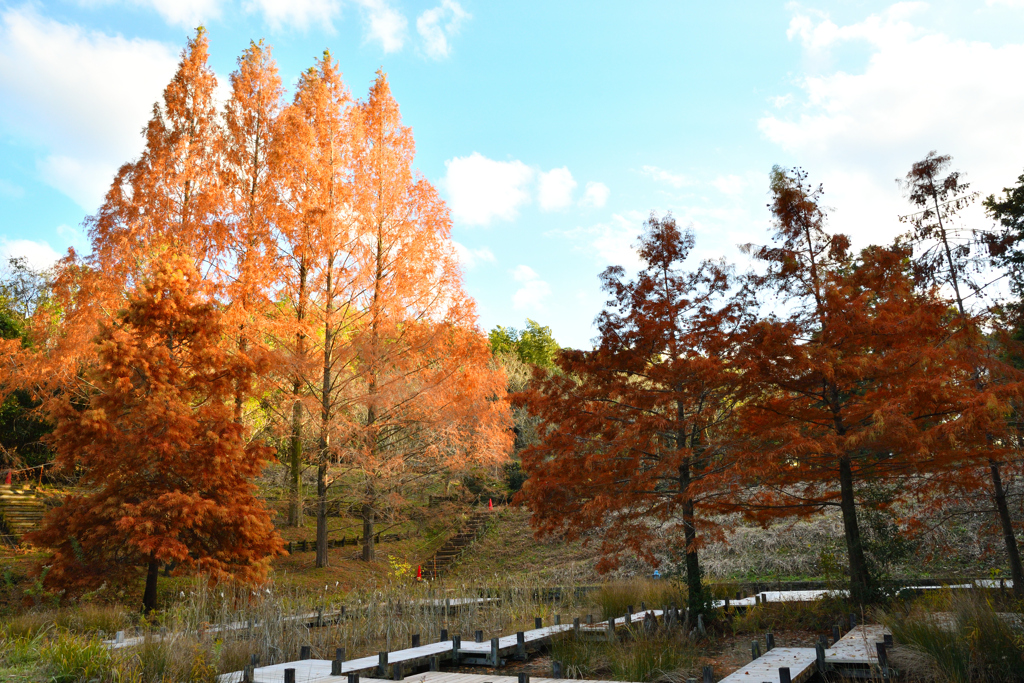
<box><xmin>39</xmin><ymin>631</ymin><xmax>112</xmax><ymax>683</ymax></box>
<box><xmin>596</xmin><ymin>580</ymin><xmax>686</xmax><ymax>620</ymax></box>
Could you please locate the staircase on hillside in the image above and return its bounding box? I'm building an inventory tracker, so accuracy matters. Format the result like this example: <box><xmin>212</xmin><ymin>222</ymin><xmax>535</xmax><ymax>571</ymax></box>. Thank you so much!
<box><xmin>422</xmin><ymin>510</ymin><xmax>492</xmax><ymax>580</ymax></box>
<box><xmin>0</xmin><ymin>486</ymin><xmax>47</xmax><ymax>545</ymax></box>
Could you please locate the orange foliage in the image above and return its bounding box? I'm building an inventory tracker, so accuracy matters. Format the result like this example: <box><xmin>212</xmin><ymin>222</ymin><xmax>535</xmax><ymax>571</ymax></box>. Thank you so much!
<box><xmin>26</xmin><ymin>256</ymin><xmax>283</xmax><ymax>612</ymax></box>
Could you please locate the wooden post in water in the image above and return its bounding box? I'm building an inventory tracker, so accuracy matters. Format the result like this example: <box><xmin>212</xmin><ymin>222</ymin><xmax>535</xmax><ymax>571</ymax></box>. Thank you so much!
<box><xmin>490</xmin><ymin>637</ymin><xmax>500</xmax><ymax>666</ymax></box>
<box><xmin>347</xmin><ymin>674</ymin><xmax>360</xmax><ymax>683</ymax></box>
<box><xmin>391</xmin><ymin>662</ymin><xmax>403</xmax><ymax>681</ymax></box>
<box><xmin>452</xmin><ymin>635</ymin><xmax>461</xmax><ymax>664</ymax></box>
<box><xmin>779</xmin><ymin>667</ymin><xmax>792</xmax><ymax>683</ymax></box>
<box><xmin>516</xmin><ymin>631</ymin><xmax>525</xmax><ymax>659</ymax></box>
<box><xmin>429</xmin><ymin>656</ymin><xmax>439</xmax><ymax>671</ymax></box>
<box><xmin>377</xmin><ymin>652</ymin><xmax>388</xmax><ymax>677</ymax></box>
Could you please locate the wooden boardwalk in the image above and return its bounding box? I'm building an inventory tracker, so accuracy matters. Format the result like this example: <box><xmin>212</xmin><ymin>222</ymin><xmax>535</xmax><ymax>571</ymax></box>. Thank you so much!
<box><xmin>219</xmin><ymin>611</ymin><xmax>663</xmax><ymax>683</ymax></box>
<box><xmin>825</xmin><ymin>624</ymin><xmax>890</xmax><ymax>667</ymax></box>
<box><xmin>718</xmin><ymin>647</ymin><xmax>817</xmax><ymax>683</ymax></box>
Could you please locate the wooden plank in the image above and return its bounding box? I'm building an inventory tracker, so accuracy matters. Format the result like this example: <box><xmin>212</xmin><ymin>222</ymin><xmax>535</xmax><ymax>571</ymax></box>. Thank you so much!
<box><xmin>824</xmin><ymin>625</ymin><xmax>890</xmax><ymax>666</ymax></box>
<box><xmin>719</xmin><ymin>647</ymin><xmax>817</xmax><ymax>683</ymax></box>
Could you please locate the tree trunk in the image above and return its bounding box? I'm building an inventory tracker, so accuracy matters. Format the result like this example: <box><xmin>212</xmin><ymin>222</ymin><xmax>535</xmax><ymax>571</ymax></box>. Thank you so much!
<box><xmin>316</xmin><ymin>458</ymin><xmax>329</xmax><ymax>567</ymax></box>
<box><xmin>990</xmin><ymin>459</ymin><xmax>1024</xmax><ymax>596</ymax></box>
<box><xmin>289</xmin><ymin>386</ymin><xmax>303</xmax><ymax>527</ymax></box>
<box><xmin>362</xmin><ymin>503</ymin><xmax>375</xmax><ymax>562</ymax></box>
<box><xmin>679</xmin><ymin>460</ymin><xmax>704</xmax><ymax>616</ymax></box>
<box><xmin>142</xmin><ymin>560</ymin><xmax>159</xmax><ymax>614</ymax></box>
<box><xmin>838</xmin><ymin>456</ymin><xmax>872</xmax><ymax>603</ymax></box>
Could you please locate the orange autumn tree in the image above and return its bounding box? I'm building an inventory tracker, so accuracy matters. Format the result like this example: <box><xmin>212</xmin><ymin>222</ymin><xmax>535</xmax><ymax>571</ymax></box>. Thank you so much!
<box><xmin>733</xmin><ymin>167</ymin><xmax>962</xmax><ymax>603</ymax></box>
<box><xmin>348</xmin><ymin>72</ymin><xmax>512</xmax><ymax>561</ymax></box>
<box><xmin>28</xmin><ymin>256</ymin><xmax>283</xmax><ymax>613</ymax></box>
<box><xmin>518</xmin><ymin>215</ymin><xmax>742</xmax><ymax>617</ymax></box>
<box><xmin>221</xmin><ymin>39</ymin><xmax>285</xmax><ymax>423</ymax></box>
<box><xmin>272</xmin><ymin>52</ymin><xmax>362</xmax><ymax>565</ymax></box>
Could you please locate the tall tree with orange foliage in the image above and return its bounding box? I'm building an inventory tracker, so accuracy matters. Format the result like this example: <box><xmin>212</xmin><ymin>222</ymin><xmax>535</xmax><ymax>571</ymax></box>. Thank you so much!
<box><xmin>272</xmin><ymin>52</ymin><xmax>361</xmax><ymax>565</ymax></box>
<box><xmin>90</xmin><ymin>28</ymin><xmax>225</xmax><ymax>285</ymax></box>
<box><xmin>348</xmin><ymin>72</ymin><xmax>511</xmax><ymax>562</ymax></box>
<box><xmin>27</xmin><ymin>256</ymin><xmax>283</xmax><ymax>613</ymax></box>
<box><xmin>734</xmin><ymin>167</ymin><xmax>964</xmax><ymax>603</ymax></box>
<box><xmin>517</xmin><ymin>215</ymin><xmax>740</xmax><ymax>617</ymax></box>
<box><xmin>221</xmin><ymin>40</ymin><xmax>285</xmax><ymax>423</ymax></box>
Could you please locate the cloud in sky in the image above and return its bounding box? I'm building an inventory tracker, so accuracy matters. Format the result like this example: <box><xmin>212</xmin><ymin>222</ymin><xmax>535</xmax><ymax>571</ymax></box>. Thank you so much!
<box><xmin>553</xmin><ymin>211</ymin><xmax>647</xmax><ymax>271</ymax></box>
<box><xmin>444</xmin><ymin>152</ymin><xmax>534</xmax><ymax>226</ymax></box>
<box><xmin>245</xmin><ymin>0</ymin><xmax>342</xmax><ymax>31</ymax></box>
<box><xmin>0</xmin><ymin>179</ymin><xmax>24</xmax><ymax>199</ymax></box>
<box><xmin>580</xmin><ymin>181</ymin><xmax>610</xmax><ymax>208</ymax></box>
<box><xmin>538</xmin><ymin>167</ymin><xmax>577</xmax><ymax>211</ymax></box>
<box><xmin>511</xmin><ymin>264</ymin><xmax>550</xmax><ymax>311</ymax></box>
<box><xmin>444</xmin><ymin>153</ymin><xmax>610</xmax><ymax>225</ymax></box>
<box><xmin>0</xmin><ymin>7</ymin><xmax>179</xmax><ymax>211</ymax></box>
<box><xmin>0</xmin><ymin>238</ymin><xmax>61</xmax><ymax>270</ymax></box>
<box><xmin>641</xmin><ymin>165</ymin><xmax>693</xmax><ymax>188</ymax></box>
<box><xmin>417</xmin><ymin>0</ymin><xmax>470</xmax><ymax>59</ymax></box>
<box><xmin>356</xmin><ymin>0</ymin><xmax>407</xmax><ymax>52</ymax></box>
<box><xmin>760</xmin><ymin>3</ymin><xmax>1024</xmax><ymax>246</ymax></box>
<box><xmin>452</xmin><ymin>241</ymin><xmax>496</xmax><ymax>269</ymax></box>
<box><xmin>79</xmin><ymin>0</ymin><xmax>225</xmax><ymax>28</ymax></box>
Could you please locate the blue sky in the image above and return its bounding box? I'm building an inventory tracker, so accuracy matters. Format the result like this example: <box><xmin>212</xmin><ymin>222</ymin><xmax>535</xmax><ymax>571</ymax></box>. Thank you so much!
<box><xmin>2</xmin><ymin>1</ymin><xmax>1024</xmax><ymax>348</ymax></box>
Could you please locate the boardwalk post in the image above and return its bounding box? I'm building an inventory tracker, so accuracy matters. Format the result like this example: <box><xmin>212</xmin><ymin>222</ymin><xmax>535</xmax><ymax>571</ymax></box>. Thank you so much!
<box><xmin>412</xmin><ymin>634</ymin><xmax>420</xmax><ymax>647</ymax></box>
<box><xmin>347</xmin><ymin>674</ymin><xmax>360</xmax><ymax>683</ymax></box>
<box><xmin>702</xmin><ymin>665</ymin><xmax>713</xmax><ymax>683</ymax></box>
<box><xmin>391</xmin><ymin>662</ymin><xmax>403</xmax><ymax>681</ymax></box>
<box><xmin>440</xmin><ymin>628</ymin><xmax>448</xmax><ymax>642</ymax></box>
<box><xmin>552</xmin><ymin>660</ymin><xmax>563</xmax><ymax>678</ymax></box>
<box><xmin>535</xmin><ymin>616</ymin><xmax>543</xmax><ymax>629</ymax></box>
<box><xmin>724</xmin><ymin>597</ymin><xmax>730</xmax><ymax>612</ymax></box>
<box><xmin>475</xmin><ymin>630</ymin><xmax>483</xmax><ymax>643</ymax></box>
<box><xmin>606</xmin><ymin>618</ymin><xmax>616</xmax><ymax>642</ymax></box>
<box><xmin>518</xmin><ymin>675</ymin><xmax>530</xmax><ymax>683</ymax></box>
<box><xmin>815</xmin><ymin>642</ymin><xmax>826</xmax><ymax>672</ymax></box>
<box><xmin>627</xmin><ymin>605</ymin><xmax>634</xmax><ymax>621</ymax></box>
<box><xmin>490</xmin><ymin>637</ymin><xmax>500</xmax><ymax>666</ymax></box>
<box><xmin>573</xmin><ymin>617</ymin><xmax>580</xmax><ymax>636</ymax></box>
<box><xmin>751</xmin><ymin>641</ymin><xmax>761</xmax><ymax>660</ymax></box>
<box><xmin>876</xmin><ymin>642</ymin><xmax>889</xmax><ymax>678</ymax></box>
<box><xmin>884</xmin><ymin>634</ymin><xmax>893</xmax><ymax>647</ymax></box>
<box><xmin>555</xmin><ymin>614</ymin><xmax>561</xmax><ymax>625</ymax></box>
<box><xmin>331</xmin><ymin>647</ymin><xmax>345</xmax><ymax>675</ymax></box>
<box><xmin>516</xmin><ymin>631</ymin><xmax>526</xmax><ymax>659</ymax></box>
<box><xmin>284</xmin><ymin>669</ymin><xmax>296</xmax><ymax>683</ymax></box>
<box><xmin>452</xmin><ymin>635</ymin><xmax>461</xmax><ymax>664</ymax></box>
<box><xmin>300</xmin><ymin>646</ymin><xmax>312</xmax><ymax>660</ymax></box>
<box><xmin>429</xmin><ymin>656</ymin><xmax>439</xmax><ymax>671</ymax></box>
<box><xmin>377</xmin><ymin>651</ymin><xmax>388</xmax><ymax>677</ymax></box>
<box><xmin>766</xmin><ymin>632</ymin><xmax>775</xmax><ymax>651</ymax></box>
<box><xmin>755</xmin><ymin>594</ymin><xmax>761</xmax><ymax>606</ymax></box>
<box><xmin>779</xmin><ymin>667</ymin><xmax>792</xmax><ymax>683</ymax></box>
<box><xmin>849</xmin><ymin>613</ymin><xmax>857</xmax><ymax>630</ymax></box>
<box><xmin>832</xmin><ymin>625</ymin><xmax>840</xmax><ymax>645</ymax></box>
<box><xmin>251</xmin><ymin>654</ymin><xmax>260</xmax><ymax>667</ymax></box>
<box><xmin>586</xmin><ymin>614</ymin><xmax>593</xmax><ymax>625</ymax></box>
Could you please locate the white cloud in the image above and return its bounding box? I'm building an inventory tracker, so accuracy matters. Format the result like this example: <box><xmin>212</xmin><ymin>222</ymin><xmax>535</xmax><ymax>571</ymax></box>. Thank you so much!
<box><xmin>554</xmin><ymin>211</ymin><xmax>647</xmax><ymax>270</ymax></box>
<box><xmin>0</xmin><ymin>8</ymin><xmax>179</xmax><ymax>211</ymax></box>
<box><xmin>988</xmin><ymin>0</ymin><xmax>1024</xmax><ymax>6</ymax></box>
<box><xmin>417</xmin><ymin>0</ymin><xmax>470</xmax><ymax>59</ymax></box>
<box><xmin>537</xmin><ymin>167</ymin><xmax>577</xmax><ymax>211</ymax></box>
<box><xmin>444</xmin><ymin>152</ymin><xmax>534</xmax><ymax>226</ymax></box>
<box><xmin>79</xmin><ymin>0</ymin><xmax>224</xmax><ymax>28</ymax></box>
<box><xmin>245</xmin><ymin>0</ymin><xmax>341</xmax><ymax>31</ymax></box>
<box><xmin>760</xmin><ymin>3</ymin><xmax>1024</xmax><ymax>247</ymax></box>
<box><xmin>580</xmin><ymin>181</ymin><xmax>610</xmax><ymax>208</ymax></box>
<box><xmin>712</xmin><ymin>174</ymin><xmax>745</xmax><ymax>196</ymax></box>
<box><xmin>641</xmin><ymin>165</ymin><xmax>694</xmax><ymax>189</ymax></box>
<box><xmin>0</xmin><ymin>238</ymin><xmax>61</xmax><ymax>270</ymax></box>
<box><xmin>356</xmin><ymin>0</ymin><xmax>407</xmax><ymax>52</ymax></box>
<box><xmin>452</xmin><ymin>241</ymin><xmax>496</xmax><ymax>269</ymax></box>
<box><xmin>511</xmin><ymin>264</ymin><xmax>550</xmax><ymax>311</ymax></box>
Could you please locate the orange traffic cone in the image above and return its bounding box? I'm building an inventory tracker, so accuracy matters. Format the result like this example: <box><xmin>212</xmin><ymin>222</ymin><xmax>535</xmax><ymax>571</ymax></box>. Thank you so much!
<box><xmin>488</xmin><ymin>498</ymin><xmax>493</xmax><ymax>510</ymax></box>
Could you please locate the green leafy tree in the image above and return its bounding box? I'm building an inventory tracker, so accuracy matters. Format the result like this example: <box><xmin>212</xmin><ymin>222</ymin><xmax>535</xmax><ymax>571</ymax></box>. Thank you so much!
<box><xmin>489</xmin><ymin>319</ymin><xmax>560</xmax><ymax>368</ymax></box>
